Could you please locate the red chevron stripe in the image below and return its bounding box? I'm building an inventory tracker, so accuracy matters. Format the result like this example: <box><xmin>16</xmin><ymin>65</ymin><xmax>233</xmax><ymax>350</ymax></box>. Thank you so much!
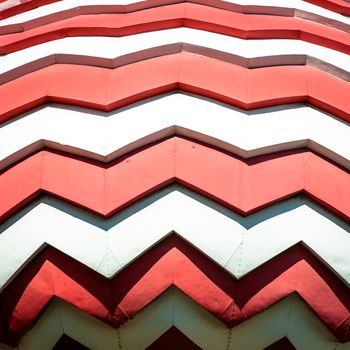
<box><xmin>1</xmin><ymin>0</ymin><xmax>350</xmax><ymax>20</ymax></box>
<box><xmin>0</xmin><ymin>4</ymin><xmax>349</xmax><ymax>54</ymax></box>
<box><xmin>0</xmin><ymin>0</ymin><xmax>57</xmax><ymax>20</ymax></box>
<box><xmin>1</xmin><ymin>138</ymin><xmax>349</xmax><ymax>223</ymax></box>
<box><xmin>0</xmin><ymin>54</ymin><xmax>350</xmax><ymax>124</ymax></box>
<box><xmin>0</xmin><ymin>235</ymin><xmax>348</xmax><ymax>345</ymax></box>
<box><xmin>0</xmin><ymin>0</ymin><xmax>349</xmax><ymax>29</ymax></box>
<box><xmin>305</xmin><ymin>0</ymin><xmax>350</xmax><ymax>14</ymax></box>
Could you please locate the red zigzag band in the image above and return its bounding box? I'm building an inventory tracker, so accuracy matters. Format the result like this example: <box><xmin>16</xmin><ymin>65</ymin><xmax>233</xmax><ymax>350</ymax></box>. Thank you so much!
<box><xmin>0</xmin><ymin>235</ymin><xmax>349</xmax><ymax>345</ymax></box>
<box><xmin>1</xmin><ymin>0</ymin><xmax>350</xmax><ymax>22</ymax></box>
<box><xmin>1</xmin><ymin>137</ymin><xmax>349</xmax><ymax>223</ymax></box>
<box><xmin>1</xmin><ymin>53</ymin><xmax>350</xmax><ymax>124</ymax></box>
<box><xmin>0</xmin><ymin>3</ymin><xmax>349</xmax><ymax>54</ymax></box>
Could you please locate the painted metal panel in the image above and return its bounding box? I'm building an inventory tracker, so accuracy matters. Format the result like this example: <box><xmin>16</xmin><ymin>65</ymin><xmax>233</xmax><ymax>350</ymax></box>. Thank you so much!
<box><xmin>0</xmin><ymin>236</ymin><xmax>348</xmax><ymax>343</ymax></box>
<box><xmin>2</xmin><ymin>31</ymin><xmax>350</xmax><ymax>83</ymax></box>
<box><xmin>1</xmin><ymin>55</ymin><xmax>350</xmax><ymax>124</ymax></box>
<box><xmin>0</xmin><ymin>0</ymin><xmax>348</xmax><ymax>347</ymax></box>
<box><xmin>1</xmin><ymin>94</ymin><xmax>350</xmax><ymax>171</ymax></box>
<box><xmin>1</xmin><ymin>138</ymin><xmax>349</xmax><ymax>222</ymax></box>
<box><xmin>1</xmin><ymin>289</ymin><xmax>348</xmax><ymax>349</ymax></box>
<box><xmin>0</xmin><ymin>187</ymin><xmax>349</xmax><ymax>291</ymax></box>
<box><xmin>0</xmin><ymin>4</ymin><xmax>349</xmax><ymax>55</ymax></box>
<box><xmin>1</xmin><ymin>0</ymin><xmax>349</xmax><ymax>27</ymax></box>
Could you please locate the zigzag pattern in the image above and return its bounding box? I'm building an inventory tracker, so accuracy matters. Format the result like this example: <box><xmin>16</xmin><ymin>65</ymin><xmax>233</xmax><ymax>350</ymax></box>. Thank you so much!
<box><xmin>1</xmin><ymin>0</ymin><xmax>350</xmax><ymax>22</ymax></box>
<box><xmin>2</xmin><ymin>39</ymin><xmax>350</xmax><ymax>85</ymax></box>
<box><xmin>1</xmin><ymin>187</ymin><xmax>349</xmax><ymax>291</ymax></box>
<box><xmin>2</xmin><ymin>29</ymin><xmax>350</xmax><ymax>81</ymax></box>
<box><xmin>0</xmin><ymin>289</ymin><xmax>348</xmax><ymax>349</ymax></box>
<box><xmin>1</xmin><ymin>53</ymin><xmax>350</xmax><ymax>124</ymax></box>
<box><xmin>1</xmin><ymin>137</ymin><xmax>349</xmax><ymax>221</ymax></box>
<box><xmin>1</xmin><ymin>94</ymin><xmax>350</xmax><ymax>171</ymax></box>
<box><xmin>0</xmin><ymin>235</ymin><xmax>349</xmax><ymax>344</ymax></box>
<box><xmin>0</xmin><ymin>0</ymin><xmax>350</xmax><ymax>32</ymax></box>
<box><xmin>0</xmin><ymin>0</ymin><xmax>349</xmax><ymax>347</ymax></box>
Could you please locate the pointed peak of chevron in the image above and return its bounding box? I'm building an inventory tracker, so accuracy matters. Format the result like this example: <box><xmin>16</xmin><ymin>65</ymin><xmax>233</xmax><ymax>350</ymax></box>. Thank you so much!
<box><xmin>146</xmin><ymin>327</ymin><xmax>202</xmax><ymax>350</ymax></box>
<box><xmin>53</xmin><ymin>334</ymin><xmax>89</xmax><ymax>350</ymax></box>
<box><xmin>264</xmin><ymin>337</ymin><xmax>296</xmax><ymax>350</ymax></box>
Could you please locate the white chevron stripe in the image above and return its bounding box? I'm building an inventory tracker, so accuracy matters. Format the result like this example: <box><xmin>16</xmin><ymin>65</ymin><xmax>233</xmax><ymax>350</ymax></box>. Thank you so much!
<box><xmin>1</xmin><ymin>94</ymin><xmax>349</xmax><ymax>171</ymax></box>
<box><xmin>1</xmin><ymin>185</ymin><xmax>349</xmax><ymax>292</ymax></box>
<box><xmin>1</xmin><ymin>29</ymin><xmax>350</xmax><ymax>77</ymax></box>
<box><xmin>1</xmin><ymin>0</ymin><xmax>349</xmax><ymax>27</ymax></box>
<box><xmin>3</xmin><ymin>288</ymin><xmax>348</xmax><ymax>349</ymax></box>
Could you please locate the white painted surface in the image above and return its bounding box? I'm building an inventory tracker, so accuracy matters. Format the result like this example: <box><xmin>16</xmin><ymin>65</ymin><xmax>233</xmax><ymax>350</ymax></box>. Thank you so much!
<box><xmin>1</xmin><ymin>186</ymin><xmax>349</xmax><ymax>292</ymax></box>
<box><xmin>1</xmin><ymin>94</ymin><xmax>349</xmax><ymax>171</ymax></box>
<box><xmin>1</xmin><ymin>29</ymin><xmax>350</xmax><ymax>75</ymax></box>
<box><xmin>10</xmin><ymin>288</ymin><xmax>349</xmax><ymax>349</ymax></box>
<box><xmin>1</xmin><ymin>0</ymin><xmax>349</xmax><ymax>27</ymax></box>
